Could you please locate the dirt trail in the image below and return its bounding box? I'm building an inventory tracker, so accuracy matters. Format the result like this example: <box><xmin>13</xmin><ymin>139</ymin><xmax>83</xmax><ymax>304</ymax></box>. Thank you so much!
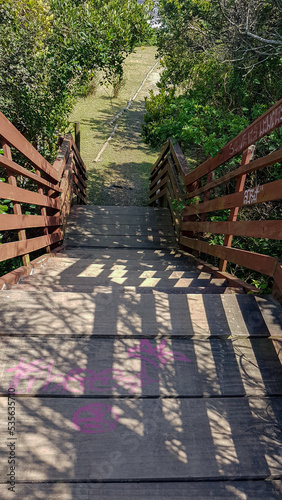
<box><xmin>69</xmin><ymin>46</ymin><xmax>161</xmax><ymax>206</ymax></box>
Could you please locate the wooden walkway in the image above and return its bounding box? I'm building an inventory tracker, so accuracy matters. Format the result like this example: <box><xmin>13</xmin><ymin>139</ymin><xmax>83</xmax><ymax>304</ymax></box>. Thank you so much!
<box><xmin>1</xmin><ymin>206</ymin><xmax>282</xmax><ymax>499</ymax></box>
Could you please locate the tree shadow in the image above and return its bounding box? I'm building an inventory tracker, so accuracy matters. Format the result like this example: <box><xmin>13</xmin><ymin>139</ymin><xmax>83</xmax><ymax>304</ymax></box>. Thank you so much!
<box><xmin>0</xmin><ymin>248</ymin><xmax>282</xmax><ymax>498</ymax></box>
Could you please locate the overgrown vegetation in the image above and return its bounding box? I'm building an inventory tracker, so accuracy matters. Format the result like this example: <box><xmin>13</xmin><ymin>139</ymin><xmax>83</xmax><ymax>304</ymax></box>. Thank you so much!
<box><xmin>143</xmin><ymin>0</ymin><xmax>282</xmax><ymax>291</ymax></box>
<box><xmin>0</xmin><ymin>0</ymin><xmax>151</xmax><ymax>161</ymax></box>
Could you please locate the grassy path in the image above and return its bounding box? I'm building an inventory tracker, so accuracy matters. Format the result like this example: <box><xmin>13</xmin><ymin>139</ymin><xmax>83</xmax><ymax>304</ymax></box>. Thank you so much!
<box><xmin>69</xmin><ymin>46</ymin><xmax>161</xmax><ymax>206</ymax></box>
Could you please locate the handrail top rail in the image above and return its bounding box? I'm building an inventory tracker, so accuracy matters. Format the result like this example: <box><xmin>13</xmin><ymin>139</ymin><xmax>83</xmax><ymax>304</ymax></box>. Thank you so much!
<box><xmin>0</xmin><ymin>110</ymin><xmax>59</xmax><ymax>182</ymax></box>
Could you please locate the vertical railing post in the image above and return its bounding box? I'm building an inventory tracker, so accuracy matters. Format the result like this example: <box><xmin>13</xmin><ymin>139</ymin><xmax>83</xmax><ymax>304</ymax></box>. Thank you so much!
<box><xmin>219</xmin><ymin>145</ymin><xmax>255</xmax><ymax>272</ymax></box>
<box><xmin>35</xmin><ymin>169</ymin><xmax>51</xmax><ymax>253</ymax></box>
<box><xmin>181</xmin><ymin>179</ymin><xmax>201</xmax><ymax>257</ymax></box>
<box><xmin>74</xmin><ymin>122</ymin><xmax>80</xmax><ymax>152</ymax></box>
<box><xmin>1</xmin><ymin>138</ymin><xmax>30</xmax><ymax>267</ymax></box>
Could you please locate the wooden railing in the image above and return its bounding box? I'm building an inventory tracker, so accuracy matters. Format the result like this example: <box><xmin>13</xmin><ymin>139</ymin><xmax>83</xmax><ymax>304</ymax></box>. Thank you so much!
<box><xmin>149</xmin><ymin>99</ymin><xmax>282</xmax><ymax>297</ymax></box>
<box><xmin>0</xmin><ymin>111</ymin><xmax>86</xmax><ymax>288</ymax></box>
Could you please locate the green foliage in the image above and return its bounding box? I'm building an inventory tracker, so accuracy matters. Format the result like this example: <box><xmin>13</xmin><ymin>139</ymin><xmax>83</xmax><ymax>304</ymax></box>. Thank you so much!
<box><xmin>171</xmin><ymin>195</ymin><xmax>200</xmax><ymax>213</ymax></box>
<box><xmin>143</xmin><ymin>90</ymin><xmax>249</xmax><ymax>157</ymax></box>
<box><xmin>143</xmin><ymin>0</ymin><xmax>281</xmax><ymax>156</ymax></box>
<box><xmin>0</xmin><ymin>0</ymin><xmax>151</xmax><ymax>160</ymax></box>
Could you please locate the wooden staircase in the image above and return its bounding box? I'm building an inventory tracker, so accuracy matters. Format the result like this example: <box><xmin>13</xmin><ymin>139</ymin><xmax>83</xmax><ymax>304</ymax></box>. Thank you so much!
<box><xmin>1</xmin><ymin>205</ymin><xmax>282</xmax><ymax>498</ymax></box>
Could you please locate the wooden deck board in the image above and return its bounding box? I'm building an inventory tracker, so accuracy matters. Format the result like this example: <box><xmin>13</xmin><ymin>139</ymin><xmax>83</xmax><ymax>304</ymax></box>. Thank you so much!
<box><xmin>0</xmin><ymin>396</ymin><xmax>281</xmax><ymax>481</ymax></box>
<box><xmin>65</xmin><ymin>235</ymin><xmax>177</xmax><ymax>248</ymax></box>
<box><xmin>1</xmin><ymin>337</ymin><xmax>282</xmax><ymax>397</ymax></box>
<box><xmin>0</xmin><ymin>292</ymin><xmax>274</xmax><ymax>337</ymax></box>
<box><xmin>1</xmin><ymin>480</ymin><xmax>282</xmax><ymax>499</ymax></box>
<box><xmin>65</xmin><ymin>224</ymin><xmax>176</xmax><ymax>236</ymax></box>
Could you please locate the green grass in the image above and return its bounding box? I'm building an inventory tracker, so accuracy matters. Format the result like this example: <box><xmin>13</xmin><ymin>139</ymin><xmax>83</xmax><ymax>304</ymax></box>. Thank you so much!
<box><xmin>69</xmin><ymin>46</ymin><xmax>161</xmax><ymax>206</ymax></box>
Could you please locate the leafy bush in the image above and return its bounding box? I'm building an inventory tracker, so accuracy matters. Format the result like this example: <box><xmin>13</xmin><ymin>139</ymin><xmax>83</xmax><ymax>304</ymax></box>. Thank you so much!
<box><xmin>0</xmin><ymin>0</ymin><xmax>151</xmax><ymax>161</ymax></box>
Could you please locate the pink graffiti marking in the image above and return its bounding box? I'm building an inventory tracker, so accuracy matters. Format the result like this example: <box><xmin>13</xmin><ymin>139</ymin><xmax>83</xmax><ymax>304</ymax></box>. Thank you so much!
<box><xmin>42</xmin><ymin>367</ymin><xmax>124</xmax><ymax>394</ymax></box>
<box><xmin>127</xmin><ymin>339</ymin><xmax>191</xmax><ymax>368</ymax></box>
<box><xmin>6</xmin><ymin>357</ymin><xmax>55</xmax><ymax>393</ymax></box>
<box><xmin>6</xmin><ymin>361</ymin><xmax>156</xmax><ymax>395</ymax></box>
<box><xmin>118</xmin><ymin>366</ymin><xmax>157</xmax><ymax>394</ymax></box>
<box><xmin>72</xmin><ymin>403</ymin><xmax>118</xmax><ymax>434</ymax></box>
<box><xmin>6</xmin><ymin>340</ymin><xmax>190</xmax><ymax>396</ymax></box>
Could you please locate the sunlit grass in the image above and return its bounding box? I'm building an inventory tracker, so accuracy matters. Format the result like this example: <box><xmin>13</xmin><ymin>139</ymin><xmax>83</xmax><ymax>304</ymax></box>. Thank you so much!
<box><xmin>69</xmin><ymin>46</ymin><xmax>161</xmax><ymax>206</ymax></box>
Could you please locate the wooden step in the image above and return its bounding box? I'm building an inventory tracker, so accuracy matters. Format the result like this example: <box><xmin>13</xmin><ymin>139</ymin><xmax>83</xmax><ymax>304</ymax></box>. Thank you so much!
<box><xmin>65</xmin><ymin>223</ymin><xmax>176</xmax><ymax>236</ymax></box>
<box><xmin>0</xmin><ymin>395</ymin><xmax>281</xmax><ymax>481</ymax></box>
<box><xmin>1</xmin><ymin>480</ymin><xmax>280</xmax><ymax>499</ymax></box>
<box><xmin>0</xmin><ymin>291</ymin><xmax>274</xmax><ymax>337</ymax></box>
<box><xmin>69</xmin><ymin>205</ymin><xmax>172</xmax><ymax>215</ymax></box>
<box><xmin>18</xmin><ymin>272</ymin><xmax>226</xmax><ymax>289</ymax></box>
<box><xmin>10</xmin><ymin>284</ymin><xmax>235</xmax><ymax>295</ymax></box>
<box><xmin>41</xmin><ymin>257</ymin><xmax>199</xmax><ymax>272</ymax></box>
<box><xmin>65</xmin><ymin>234</ymin><xmax>177</xmax><ymax>249</ymax></box>
<box><xmin>2</xmin><ymin>337</ymin><xmax>281</xmax><ymax>397</ymax></box>
<box><xmin>56</xmin><ymin>248</ymin><xmax>194</xmax><ymax>261</ymax></box>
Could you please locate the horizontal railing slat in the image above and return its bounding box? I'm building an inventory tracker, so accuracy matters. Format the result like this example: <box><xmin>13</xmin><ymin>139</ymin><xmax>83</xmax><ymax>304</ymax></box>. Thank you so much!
<box><xmin>0</xmin><ymin>111</ymin><xmax>59</xmax><ymax>182</ymax></box>
<box><xmin>185</xmin><ymin>148</ymin><xmax>282</xmax><ymax>199</ymax></box>
<box><xmin>149</xmin><ymin>186</ymin><xmax>167</xmax><ymax>205</ymax></box>
<box><xmin>0</xmin><ymin>154</ymin><xmax>62</xmax><ymax>193</ymax></box>
<box><xmin>150</xmin><ymin>141</ymin><xmax>170</xmax><ymax>174</ymax></box>
<box><xmin>149</xmin><ymin>162</ymin><xmax>169</xmax><ymax>191</ymax></box>
<box><xmin>0</xmin><ymin>181</ymin><xmax>60</xmax><ymax>209</ymax></box>
<box><xmin>0</xmin><ymin>214</ymin><xmax>60</xmax><ymax>231</ymax></box>
<box><xmin>149</xmin><ymin>173</ymin><xmax>169</xmax><ymax>198</ymax></box>
<box><xmin>181</xmin><ymin>220</ymin><xmax>282</xmax><ymax>240</ymax></box>
<box><xmin>180</xmin><ymin>235</ymin><xmax>278</xmax><ymax>277</ymax></box>
<box><xmin>0</xmin><ymin>231</ymin><xmax>63</xmax><ymax>262</ymax></box>
<box><xmin>183</xmin><ymin>178</ymin><xmax>282</xmax><ymax>217</ymax></box>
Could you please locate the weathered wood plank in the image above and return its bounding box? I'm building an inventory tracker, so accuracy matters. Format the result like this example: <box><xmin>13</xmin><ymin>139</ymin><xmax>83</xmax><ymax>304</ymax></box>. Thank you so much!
<box><xmin>65</xmin><ymin>235</ymin><xmax>176</xmax><ymax>249</ymax></box>
<box><xmin>0</xmin><ymin>232</ymin><xmax>63</xmax><ymax>262</ymax></box>
<box><xmin>0</xmin><ymin>154</ymin><xmax>62</xmax><ymax>192</ymax></box>
<box><xmin>150</xmin><ymin>140</ymin><xmax>170</xmax><ymax>174</ymax></box>
<box><xmin>69</xmin><ymin>206</ymin><xmax>171</xmax><ymax>215</ymax></box>
<box><xmin>0</xmin><ymin>214</ymin><xmax>60</xmax><ymax>231</ymax></box>
<box><xmin>66</xmin><ymin>224</ymin><xmax>175</xmax><ymax>236</ymax></box>
<box><xmin>0</xmin><ymin>110</ymin><xmax>59</xmax><ymax>181</ymax></box>
<box><xmin>54</xmin><ymin>248</ymin><xmax>194</xmax><ymax>261</ymax></box>
<box><xmin>169</xmin><ymin>140</ymin><xmax>190</xmax><ymax>179</ymax></box>
<box><xmin>181</xmin><ymin>220</ymin><xmax>282</xmax><ymax>240</ymax></box>
<box><xmin>0</xmin><ymin>181</ymin><xmax>60</xmax><ymax>209</ymax></box>
<box><xmin>1</xmin><ymin>337</ymin><xmax>281</xmax><ymax>397</ymax></box>
<box><xmin>149</xmin><ymin>172</ymin><xmax>169</xmax><ymax>198</ymax></box>
<box><xmin>18</xmin><ymin>272</ymin><xmax>224</xmax><ymax>289</ymax></box>
<box><xmin>1</xmin><ymin>480</ymin><xmax>280</xmax><ymax>500</ymax></box>
<box><xmin>0</xmin><ymin>291</ymin><xmax>272</xmax><ymax>337</ymax></box>
<box><xmin>186</xmin><ymin>148</ymin><xmax>282</xmax><ymax>199</ymax></box>
<box><xmin>180</xmin><ymin>236</ymin><xmax>278</xmax><ymax>277</ymax></box>
<box><xmin>0</xmin><ymin>396</ymin><xmax>281</xmax><ymax>480</ymax></box>
<box><xmin>183</xmin><ymin>178</ymin><xmax>282</xmax><ymax>217</ymax></box>
<box><xmin>68</xmin><ymin>217</ymin><xmax>174</xmax><ymax>228</ymax></box>
<box><xmin>38</xmin><ymin>257</ymin><xmax>196</xmax><ymax>272</ymax></box>
<box><xmin>149</xmin><ymin>186</ymin><xmax>167</xmax><ymax>205</ymax></box>
<box><xmin>149</xmin><ymin>161</ymin><xmax>169</xmax><ymax>189</ymax></box>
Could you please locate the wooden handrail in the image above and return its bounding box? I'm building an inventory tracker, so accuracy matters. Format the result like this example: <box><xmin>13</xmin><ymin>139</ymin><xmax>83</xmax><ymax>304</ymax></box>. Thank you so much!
<box><xmin>0</xmin><ymin>113</ymin><xmax>87</xmax><ymax>287</ymax></box>
<box><xmin>149</xmin><ymin>99</ymin><xmax>282</xmax><ymax>297</ymax></box>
